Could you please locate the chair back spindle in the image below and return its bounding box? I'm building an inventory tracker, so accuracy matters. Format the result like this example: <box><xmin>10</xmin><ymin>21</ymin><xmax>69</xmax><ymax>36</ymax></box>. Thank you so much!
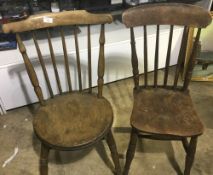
<box><xmin>164</xmin><ymin>25</ymin><xmax>174</xmax><ymax>86</ymax></box>
<box><xmin>87</xmin><ymin>25</ymin><xmax>92</xmax><ymax>93</ymax></box>
<box><xmin>98</xmin><ymin>24</ymin><xmax>105</xmax><ymax>97</ymax></box>
<box><xmin>143</xmin><ymin>25</ymin><xmax>148</xmax><ymax>87</ymax></box>
<box><xmin>16</xmin><ymin>33</ymin><xmax>45</xmax><ymax>105</ymax></box>
<box><xmin>130</xmin><ymin>27</ymin><xmax>139</xmax><ymax>89</ymax></box>
<box><xmin>183</xmin><ymin>28</ymin><xmax>201</xmax><ymax>90</ymax></box>
<box><xmin>46</xmin><ymin>29</ymin><xmax>63</xmax><ymax>94</ymax></box>
<box><xmin>32</xmin><ymin>31</ymin><xmax>54</xmax><ymax>98</ymax></box>
<box><xmin>154</xmin><ymin>25</ymin><xmax>159</xmax><ymax>88</ymax></box>
<box><xmin>74</xmin><ymin>26</ymin><xmax>83</xmax><ymax>91</ymax></box>
<box><xmin>60</xmin><ymin>27</ymin><xmax>72</xmax><ymax>92</ymax></box>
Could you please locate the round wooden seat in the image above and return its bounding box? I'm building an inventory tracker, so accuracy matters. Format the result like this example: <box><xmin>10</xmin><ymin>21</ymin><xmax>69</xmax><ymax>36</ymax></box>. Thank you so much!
<box><xmin>33</xmin><ymin>92</ymin><xmax>113</xmax><ymax>149</ymax></box>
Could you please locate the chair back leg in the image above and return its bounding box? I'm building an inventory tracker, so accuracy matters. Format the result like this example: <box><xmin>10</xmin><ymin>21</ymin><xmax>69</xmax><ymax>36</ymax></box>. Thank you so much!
<box><xmin>123</xmin><ymin>129</ymin><xmax>138</xmax><ymax>175</ymax></box>
<box><xmin>184</xmin><ymin>136</ymin><xmax>198</xmax><ymax>175</ymax></box>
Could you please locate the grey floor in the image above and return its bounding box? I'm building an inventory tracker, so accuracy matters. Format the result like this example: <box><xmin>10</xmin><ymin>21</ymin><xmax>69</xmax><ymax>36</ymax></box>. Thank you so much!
<box><xmin>0</xmin><ymin>70</ymin><xmax>213</xmax><ymax>175</ymax></box>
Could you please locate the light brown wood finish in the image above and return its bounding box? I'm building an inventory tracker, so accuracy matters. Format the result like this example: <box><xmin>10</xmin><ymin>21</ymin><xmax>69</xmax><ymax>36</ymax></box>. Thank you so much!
<box><xmin>5</xmin><ymin>11</ymin><xmax>121</xmax><ymax>175</ymax></box>
<box><xmin>32</xmin><ymin>31</ymin><xmax>54</xmax><ymax>98</ymax></box>
<box><xmin>97</xmin><ymin>24</ymin><xmax>105</xmax><ymax>98</ymax></box>
<box><xmin>60</xmin><ymin>27</ymin><xmax>72</xmax><ymax>92</ymax></box>
<box><xmin>46</xmin><ymin>29</ymin><xmax>62</xmax><ymax>94</ymax></box>
<box><xmin>122</xmin><ymin>3</ymin><xmax>211</xmax><ymax>175</ymax></box>
<box><xmin>2</xmin><ymin>10</ymin><xmax>113</xmax><ymax>33</ymax></box>
<box><xmin>74</xmin><ymin>26</ymin><xmax>82</xmax><ymax>91</ymax></box>
<box><xmin>16</xmin><ymin>34</ymin><xmax>45</xmax><ymax>105</ymax></box>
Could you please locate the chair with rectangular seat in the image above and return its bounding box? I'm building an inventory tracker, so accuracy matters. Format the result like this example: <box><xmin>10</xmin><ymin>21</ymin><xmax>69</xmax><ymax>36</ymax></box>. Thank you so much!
<box><xmin>2</xmin><ymin>10</ymin><xmax>121</xmax><ymax>175</ymax></box>
<box><xmin>122</xmin><ymin>3</ymin><xmax>212</xmax><ymax>175</ymax></box>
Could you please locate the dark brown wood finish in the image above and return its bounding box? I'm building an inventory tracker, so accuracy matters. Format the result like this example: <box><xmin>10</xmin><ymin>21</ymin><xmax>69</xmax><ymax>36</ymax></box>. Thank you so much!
<box><xmin>88</xmin><ymin>25</ymin><xmax>92</xmax><ymax>93</ymax></box>
<box><xmin>154</xmin><ymin>25</ymin><xmax>159</xmax><ymax>87</ymax></box>
<box><xmin>3</xmin><ymin>11</ymin><xmax>121</xmax><ymax>175</ymax></box>
<box><xmin>130</xmin><ymin>27</ymin><xmax>139</xmax><ymax>89</ymax></box>
<box><xmin>122</xmin><ymin>3</ymin><xmax>211</xmax><ymax>175</ymax></box>
<box><xmin>143</xmin><ymin>25</ymin><xmax>148</xmax><ymax>87</ymax></box>
<box><xmin>174</xmin><ymin>26</ymin><xmax>189</xmax><ymax>89</ymax></box>
<box><xmin>164</xmin><ymin>25</ymin><xmax>174</xmax><ymax>86</ymax></box>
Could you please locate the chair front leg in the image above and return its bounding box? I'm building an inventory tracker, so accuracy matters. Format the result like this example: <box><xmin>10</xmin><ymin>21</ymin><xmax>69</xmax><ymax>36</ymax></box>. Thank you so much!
<box><xmin>40</xmin><ymin>143</ymin><xmax>50</xmax><ymax>175</ymax></box>
<box><xmin>106</xmin><ymin>130</ymin><xmax>122</xmax><ymax>175</ymax></box>
<box><xmin>123</xmin><ymin>129</ymin><xmax>138</xmax><ymax>175</ymax></box>
<box><xmin>184</xmin><ymin>136</ymin><xmax>198</xmax><ymax>175</ymax></box>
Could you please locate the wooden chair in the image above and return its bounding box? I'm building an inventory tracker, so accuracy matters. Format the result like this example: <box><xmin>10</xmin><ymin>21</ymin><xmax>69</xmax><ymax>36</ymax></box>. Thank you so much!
<box><xmin>122</xmin><ymin>3</ymin><xmax>212</xmax><ymax>175</ymax></box>
<box><xmin>3</xmin><ymin>10</ymin><xmax>121</xmax><ymax>175</ymax></box>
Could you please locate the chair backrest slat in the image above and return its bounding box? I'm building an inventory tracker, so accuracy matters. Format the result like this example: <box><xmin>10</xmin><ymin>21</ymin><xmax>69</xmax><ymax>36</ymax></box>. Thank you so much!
<box><xmin>46</xmin><ymin>29</ymin><xmax>62</xmax><ymax>94</ymax></box>
<box><xmin>87</xmin><ymin>25</ymin><xmax>92</xmax><ymax>93</ymax></box>
<box><xmin>60</xmin><ymin>27</ymin><xmax>72</xmax><ymax>92</ymax></box>
<box><xmin>74</xmin><ymin>26</ymin><xmax>82</xmax><ymax>91</ymax></box>
<box><xmin>164</xmin><ymin>25</ymin><xmax>174</xmax><ymax>86</ymax></box>
<box><xmin>183</xmin><ymin>28</ymin><xmax>202</xmax><ymax>90</ymax></box>
<box><xmin>154</xmin><ymin>25</ymin><xmax>159</xmax><ymax>87</ymax></box>
<box><xmin>32</xmin><ymin>31</ymin><xmax>54</xmax><ymax>98</ymax></box>
<box><xmin>98</xmin><ymin>24</ymin><xmax>105</xmax><ymax>97</ymax></box>
<box><xmin>173</xmin><ymin>26</ymin><xmax>189</xmax><ymax>89</ymax></box>
<box><xmin>16</xmin><ymin>33</ymin><xmax>45</xmax><ymax>105</ymax></box>
<box><xmin>122</xmin><ymin>3</ymin><xmax>212</xmax><ymax>91</ymax></box>
<box><xmin>130</xmin><ymin>27</ymin><xmax>139</xmax><ymax>89</ymax></box>
<box><xmin>143</xmin><ymin>25</ymin><xmax>148</xmax><ymax>87</ymax></box>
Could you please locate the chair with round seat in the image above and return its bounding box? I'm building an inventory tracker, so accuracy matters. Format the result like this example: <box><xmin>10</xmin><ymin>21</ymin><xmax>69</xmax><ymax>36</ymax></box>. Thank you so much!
<box><xmin>2</xmin><ymin>10</ymin><xmax>121</xmax><ymax>175</ymax></box>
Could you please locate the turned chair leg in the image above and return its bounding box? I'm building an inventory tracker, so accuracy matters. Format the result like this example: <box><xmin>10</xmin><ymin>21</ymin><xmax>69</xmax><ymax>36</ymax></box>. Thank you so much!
<box><xmin>40</xmin><ymin>143</ymin><xmax>50</xmax><ymax>175</ymax></box>
<box><xmin>123</xmin><ymin>129</ymin><xmax>138</xmax><ymax>175</ymax></box>
<box><xmin>184</xmin><ymin>136</ymin><xmax>198</xmax><ymax>175</ymax></box>
<box><xmin>106</xmin><ymin>130</ymin><xmax>122</xmax><ymax>175</ymax></box>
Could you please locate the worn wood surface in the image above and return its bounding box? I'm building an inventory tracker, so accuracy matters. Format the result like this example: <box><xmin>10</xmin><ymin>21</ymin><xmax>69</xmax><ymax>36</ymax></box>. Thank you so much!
<box><xmin>9</xmin><ymin>11</ymin><xmax>120</xmax><ymax>175</ymax></box>
<box><xmin>122</xmin><ymin>3</ymin><xmax>212</xmax><ymax>28</ymax></box>
<box><xmin>122</xmin><ymin>3</ymin><xmax>211</xmax><ymax>175</ymax></box>
<box><xmin>131</xmin><ymin>88</ymin><xmax>204</xmax><ymax>137</ymax></box>
<box><xmin>34</xmin><ymin>92</ymin><xmax>113</xmax><ymax>148</ymax></box>
<box><xmin>2</xmin><ymin>10</ymin><xmax>113</xmax><ymax>33</ymax></box>
<box><xmin>16</xmin><ymin>34</ymin><xmax>45</xmax><ymax>105</ymax></box>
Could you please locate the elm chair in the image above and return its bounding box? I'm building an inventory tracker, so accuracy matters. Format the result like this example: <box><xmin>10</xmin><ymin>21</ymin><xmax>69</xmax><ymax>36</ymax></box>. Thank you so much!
<box><xmin>3</xmin><ymin>11</ymin><xmax>121</xmax><ymax>175</ymax></box>
<box><xmin>122</xmin><ymin>3</ymin><xmax>212</xmax><ymax>175</ymax></box>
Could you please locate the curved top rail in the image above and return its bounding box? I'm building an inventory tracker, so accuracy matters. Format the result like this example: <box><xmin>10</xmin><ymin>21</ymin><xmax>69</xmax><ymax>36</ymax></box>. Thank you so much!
<box><xmin>2</xmin><ymin>10</ymin><xmax>113</xmax><ymax>33</ymax></box>
<box><xmin>122</xmin><ymin>3</ymin><xmax>212</xmax><ymax>28</ymax></box>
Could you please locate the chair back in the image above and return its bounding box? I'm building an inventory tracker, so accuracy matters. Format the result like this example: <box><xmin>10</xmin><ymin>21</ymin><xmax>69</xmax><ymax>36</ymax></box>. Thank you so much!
<box><xmin>3</xmin><ymin>10</ymin><xmax>113</xmax><ymax>105</ymax></box>
<box><xmin>122</xmin><ymin>3</ymin><xmax>212</xmax><ymax>90</ymax></box>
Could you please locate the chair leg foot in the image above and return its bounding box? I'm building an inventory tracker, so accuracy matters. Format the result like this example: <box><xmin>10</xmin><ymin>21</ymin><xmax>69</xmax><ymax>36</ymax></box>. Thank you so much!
<box><xmin>123</xmin><ymin>129</ymin><xmax>138</xmax><ymax>175</ymax></box>
<box><xmin>106</xmin><ymin>130</ymin><xmax>122</xmax><ymax>175</ymax></box>
<box><xmin>184</xmin><ymin>136</ymin><xmax>198</xmax><ymax>175</ymax></box>
<box><xmin>40</xmin><ymin>143</ymin><xmax>50</xmax><ymax>175</ymax></box>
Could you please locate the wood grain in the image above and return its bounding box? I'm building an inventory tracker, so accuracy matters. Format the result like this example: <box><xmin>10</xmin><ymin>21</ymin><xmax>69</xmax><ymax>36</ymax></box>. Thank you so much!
<box><xmin>3</xmin><ymin>10</ymin><xmax>113</xmax><ymax>33</ymax></box>
<box><xmin>122</xmin><ymin>3</ymin><xmax>212</xmax><ymax>28</ymax></box>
